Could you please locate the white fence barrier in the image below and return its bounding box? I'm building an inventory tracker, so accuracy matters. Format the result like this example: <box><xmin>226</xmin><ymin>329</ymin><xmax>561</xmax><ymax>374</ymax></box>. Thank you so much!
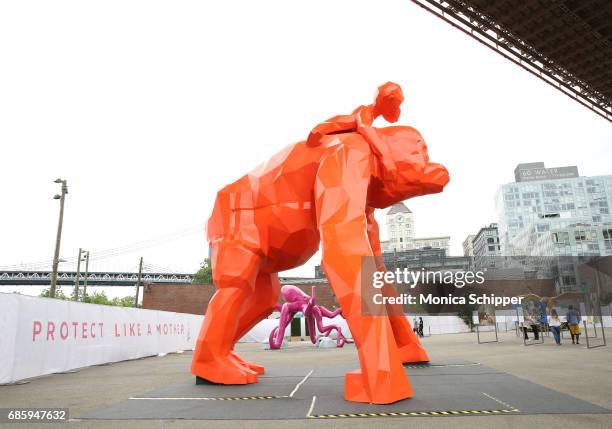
<box><xmin>406</xmin><ymin>315</ymin><xmax>470</xmax><ymax>335</ymax></box>
<box><xmin>495</xmin><ymin>306</ymin><xmax>612</xmax><ymax>329</ymax></box>
<box><xmin>0</xmin><ymin>293</ymin><xmax>204</xmax><ymax>385</ymax></box>
<box><xmin>1</xmin><ymin>293</ymin><xmax>476</xmax><ymax>384</ymax></box>
<box><xmin>600</xmin><ymin>305</ymin><xmax>612</xmax><ymax>328</ymax></box>
<box><xmin>239</xmin><ymin>319</ymin><xmax>279</xmax><ymax>343</ymax></box>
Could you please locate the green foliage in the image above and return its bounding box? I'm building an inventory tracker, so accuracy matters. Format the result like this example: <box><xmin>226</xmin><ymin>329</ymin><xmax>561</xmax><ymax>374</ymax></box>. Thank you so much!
<box><xmin>39</xmin><ymin>286</ymin><xmax>69</xmax><ymax>300</ymax></box>
<box><xmin>115</xmin><ymin>295</ymin><xmax>136</xmax><ymax>307</ymax></box>
<box><xmin>457</xmin><ymin>302</ymin><xmax>478</xmax><ymax>329</ymax></box>
<box><xmin>82</xmin><ymin>291</ymin><xmax>135</xmax><ymax>307</ymax></box>
<box><xmin>82</xmin><ymin>291</ymin><xmax>112</xmax><ymax>305</ymax></box>
<box><xmin>39</xmin><ymin>288</ymin><xmax>134</xmax><ymax>307</ymax></box>
<box><xmin>71</xmin><ymin>287</ymin><xmax>84</xmax><ymax>301</ymax></box>
<box><xmin>193</xmin><ymin>258</ymin><xmax>213</xmax><ymax>284</ymax></box>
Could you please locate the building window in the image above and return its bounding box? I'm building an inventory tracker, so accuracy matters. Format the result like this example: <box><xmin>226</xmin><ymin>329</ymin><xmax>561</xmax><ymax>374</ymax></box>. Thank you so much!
<box><xmin>553</xmin><ymin>232</ymin><xmax>570</xmax><ymax>244</ymax></box>
<box><xmin>562</xmin><ymin>275</ymin><xmax>576</xmax><ymax>286</ymax></box>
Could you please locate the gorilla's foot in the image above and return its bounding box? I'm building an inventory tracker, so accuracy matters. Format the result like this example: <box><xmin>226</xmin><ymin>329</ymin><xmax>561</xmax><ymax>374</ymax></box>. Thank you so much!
<box><xmin>192</xmin><ymin>355</ymin><xmax>259</xmax><ymax>385</ymax></box>
<box><xmin>397</xmin><ymin>343</ymin><xmax>430</xmax><ymax>364</ymax></box>
<box><xmin>230</xmin><ymin>351</ymin><xmax>265</xmax><ymax>375</ymax></box>
<box><xmin>344</xmin><ymin>369</ymin><xmax>413</xmax><ymax>404</ymax></box>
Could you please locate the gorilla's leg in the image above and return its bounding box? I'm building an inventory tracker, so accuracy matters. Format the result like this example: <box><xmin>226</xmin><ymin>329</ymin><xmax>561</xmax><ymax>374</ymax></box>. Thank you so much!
<box><xmin>380</xmin><ymin>283</ymin><xmax>430</xmax><ymax>363</ymax></box>
<box><xmin>191</xmin><ymin>241</ymin><xmax>261</xmax><ymax>384</ymax></box>
<box><xmin>230</xmin><ymin>272</ymin><xmax>280</xmax><ymax>374</ymax></box>
<box><xmin>321</xmin><ymin>244</ymin><xmax>413</xmax><ymax>404</ymax></box>
<box><xmin>389</xmin><ymin>315</ymin><xmax>430</xmax><ymax>363</ymax></box>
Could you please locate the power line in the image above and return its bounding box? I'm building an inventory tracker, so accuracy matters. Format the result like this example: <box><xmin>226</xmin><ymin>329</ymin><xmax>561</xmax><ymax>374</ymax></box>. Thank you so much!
<box><xmin>0</xmin><ymin>223</ymin><xmax>204</xmax><ymax>270</ymax></box>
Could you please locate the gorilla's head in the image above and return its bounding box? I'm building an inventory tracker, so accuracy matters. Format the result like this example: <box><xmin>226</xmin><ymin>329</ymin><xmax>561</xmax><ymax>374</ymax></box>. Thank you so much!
<box><xmin>368</xmin><ymin>126</ymin><xmax>449</xmax><ymax>208</ymax></box>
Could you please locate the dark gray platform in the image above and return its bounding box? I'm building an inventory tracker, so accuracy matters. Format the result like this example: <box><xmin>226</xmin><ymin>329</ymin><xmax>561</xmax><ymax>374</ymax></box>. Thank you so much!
<box><xmin>81</xmin><ymin>359</ymin><xmax>610</xmax><ymax>420</ymax></box>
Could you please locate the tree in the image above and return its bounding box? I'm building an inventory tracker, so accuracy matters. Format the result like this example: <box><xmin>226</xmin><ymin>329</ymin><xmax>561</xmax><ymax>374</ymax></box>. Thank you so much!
<box><xmin>71</xmin><ymin>287</ymin><xmax>84</xmax><ymax>302</ymax></box>
<box><xmin>114</xmin><ymin>295</ymin><xmax>136</xmax><ymax>307</ymax></box>
<box><xmin>193</xmin><ymin>258</ymin><xmax>213</xmax><ymax>284</ymax></box>
<box><xmin>82</xmin><ymin>291</ymin><xmax>112</xmax><ymax>305</ymax></box>
<box><xmin>82</xmin><ymin>291</ymin><xmax>135</xmax><ymax>307</ymax></box>
<box><xmin>40</xmin><ymin>286</ymin><xmax>69</xmax><ymax>300</ymax></box>
<box><xmin>40</xmin><ymin>288</ymin><xmax>135</xmax><ymax>307</ymax></box>
<box><xmin>457</xmin><ymin>302</ymin><xmax>478</xmax><ymax>329</ymax></box>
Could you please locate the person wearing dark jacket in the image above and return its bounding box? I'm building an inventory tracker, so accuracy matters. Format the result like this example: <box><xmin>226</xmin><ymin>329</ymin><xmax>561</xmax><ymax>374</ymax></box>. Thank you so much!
<box><xmin>418</xmin><ymin>317</ymin><xmax>424</xmax><ymax>338</ymax></box>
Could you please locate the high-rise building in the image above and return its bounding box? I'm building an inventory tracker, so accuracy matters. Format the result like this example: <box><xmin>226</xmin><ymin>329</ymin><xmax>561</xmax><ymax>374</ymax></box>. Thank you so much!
<box><xmin>496</xmin><ymin>162</ymin><xmax>612</xmax><ymax>257</ymax></box>
<box><xmin>462</xmin><ymin>234</ymin><xmax>475</xmax><ymax>256</ymax></box>
<box><xmin>380</xmin><ymin>202</ymin><xmax>450</xmax><ymax>253</ymax></box>
<box><xmin>496</xmin><ymin>162</ymin><xmax>612</xmax><ymax>291</ymax></box>
<box><xmin>472</xmin><ymin>223</ymin><xmax>501</xmax><ymax>269</ymax></box>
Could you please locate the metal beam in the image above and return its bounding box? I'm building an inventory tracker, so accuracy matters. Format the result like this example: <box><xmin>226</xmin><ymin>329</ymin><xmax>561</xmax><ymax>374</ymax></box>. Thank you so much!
<box><xmin>409</xmin><ymin>0</ymin><xmax>612</xmax><ymax>123</ymax></box>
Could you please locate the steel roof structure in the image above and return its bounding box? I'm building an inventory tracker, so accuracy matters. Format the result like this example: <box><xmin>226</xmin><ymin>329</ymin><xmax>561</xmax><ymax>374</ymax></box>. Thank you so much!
<box><xmin>411</xmin><ymin>0</ymin><xmax>612</xmax><ymax>123</ymax></box>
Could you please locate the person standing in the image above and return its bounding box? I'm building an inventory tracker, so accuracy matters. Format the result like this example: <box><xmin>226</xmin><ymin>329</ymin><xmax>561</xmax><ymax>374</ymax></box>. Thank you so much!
<box><xmin>418</xmin><ymin>317</ymin><xmax>424</xmax><ymax>338</ymax></box>
<box><xmin>549</xmin><ymin>309</ymin><xmax>562</xmax><ymax>345</ymax></box>
<box><xmin>413</xmin><ymin>316</ymin><xmax>418</xmax><ymax>334</ymax></box>
<box><xmin>566</xmin><ymin>305</ymin><xmax>582</xmax><ymax>344</ymax></box>
<box><xmin>522</xmin><ymin>315</ymin><xmax>532</xmax><ymax>340</ymax></box>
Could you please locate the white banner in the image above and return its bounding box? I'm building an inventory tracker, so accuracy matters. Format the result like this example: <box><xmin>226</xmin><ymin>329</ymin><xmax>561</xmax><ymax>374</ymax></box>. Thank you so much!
<box><xmin>2</xmin><ymin>293</ymin><xmax>475</xmax><ymax>384</ymax></box>
<box><xmin>238</xmin><ymin>319</ymin><xmax>278</xmax><ymax>343</ymax></box>
<box><xmin>0</xmin><ymin>293</ymin><xmax>203</xmax><ymax>385</ymax></box>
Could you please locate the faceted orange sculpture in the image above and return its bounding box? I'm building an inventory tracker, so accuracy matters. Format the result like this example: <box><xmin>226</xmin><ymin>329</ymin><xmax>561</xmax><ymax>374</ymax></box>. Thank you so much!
<box><xmin>192</xmin><ymin>82</ymin><xmax>449</xmax><ymax>403</ymax></box>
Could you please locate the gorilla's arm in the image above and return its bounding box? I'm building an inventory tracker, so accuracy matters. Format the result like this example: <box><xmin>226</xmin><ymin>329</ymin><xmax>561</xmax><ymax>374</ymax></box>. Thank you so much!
<box><xmin>306</xmin><ymin>114</ymin><xmax>358</xmax><ymax>147</ymax></box>
<box><xmin>306</xmin><ymin>102</ymin><xmax>379</xmax><ymax>148</ymax></box>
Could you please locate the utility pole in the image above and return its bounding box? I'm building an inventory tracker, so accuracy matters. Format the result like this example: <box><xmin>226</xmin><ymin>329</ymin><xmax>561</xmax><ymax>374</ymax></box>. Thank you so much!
<box><xmin>50</xmin><ymin>179</ymin><xmax>68</xmax><ymax>298</ymax></box>
<box><xmin>135</xmin><ymin>257</ymin><xmax>143</xmax><ymax>307</ymax></box>
<box><xmin>82</xmin><ymin>250</ymin><xmax>90</xmax><ymax>299</ymax></box>
<box><xmin>74</xmin><ymin>248</ymin><xmax>82</xmax><ymax>300</ymax></box>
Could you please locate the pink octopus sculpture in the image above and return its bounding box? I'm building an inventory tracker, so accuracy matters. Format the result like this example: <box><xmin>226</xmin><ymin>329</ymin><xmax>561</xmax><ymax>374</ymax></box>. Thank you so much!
<box><xmin>269</xmin><ymin>285</ymin><xmax>352</xmax><ymax>349</ymax></box>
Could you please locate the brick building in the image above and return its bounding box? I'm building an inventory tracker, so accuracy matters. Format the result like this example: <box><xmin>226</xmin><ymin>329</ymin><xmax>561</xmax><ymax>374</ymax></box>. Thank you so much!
<box><xmin>142</xmin><ymin>281</ymin><xmax>339</xmax><ymax>315</ymax></box>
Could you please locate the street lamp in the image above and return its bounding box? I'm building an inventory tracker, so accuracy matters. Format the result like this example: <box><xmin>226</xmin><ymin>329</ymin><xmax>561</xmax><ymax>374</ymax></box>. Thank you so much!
<box><xmin>74</xmin><ymin>248</ymin><xmax>86</xmax><ymax>301</ymax></box>
<box><xmin>82</xmin><ymin>250</ymin><xmax>90</xmax><ymax>299</ymax></box>
<box><xmin>135</xmin><ymin>256</ymin><xmax>143</xmax><ymax>308</ymax></box>
<box><xmin>50</xmin><ymin>179</ymin><xmax>68</xmax><ymax>298</ymax></box>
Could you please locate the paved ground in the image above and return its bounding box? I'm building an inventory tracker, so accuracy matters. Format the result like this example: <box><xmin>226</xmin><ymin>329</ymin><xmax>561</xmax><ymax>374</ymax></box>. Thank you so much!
<box><xmin>1</xmin><ymin>329</ymin><xmax>610</xmax><ymax>428</ymax></box>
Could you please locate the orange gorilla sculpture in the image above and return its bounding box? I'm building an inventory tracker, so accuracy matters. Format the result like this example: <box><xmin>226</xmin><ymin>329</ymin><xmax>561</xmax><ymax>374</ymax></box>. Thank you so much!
<box><xmin>192</xmin><ymin>82</ymin><xmax>450</xmax><ymax>404</ymax></box>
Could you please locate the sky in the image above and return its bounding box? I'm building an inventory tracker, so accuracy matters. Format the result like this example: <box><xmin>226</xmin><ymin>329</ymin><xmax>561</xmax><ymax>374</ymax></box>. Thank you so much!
<box><xmin>1</xmin><ymin>0</ymin><xmax>611</xmax><ymax>299</ymax></box>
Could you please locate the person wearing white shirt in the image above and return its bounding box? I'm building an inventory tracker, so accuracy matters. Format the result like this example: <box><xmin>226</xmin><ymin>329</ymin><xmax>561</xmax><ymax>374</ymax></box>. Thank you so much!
<box><xmin>549</xmin><ymin>309</ymin><xmax>562</xmax><ymax>345</ymax></box>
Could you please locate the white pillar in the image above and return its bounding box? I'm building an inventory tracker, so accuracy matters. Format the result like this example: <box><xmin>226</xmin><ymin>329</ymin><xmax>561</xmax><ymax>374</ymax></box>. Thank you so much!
<box><xmin>300</xmin><ymin>317</ymin><xmax>306</xmax><ymax>341</ymax></box>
